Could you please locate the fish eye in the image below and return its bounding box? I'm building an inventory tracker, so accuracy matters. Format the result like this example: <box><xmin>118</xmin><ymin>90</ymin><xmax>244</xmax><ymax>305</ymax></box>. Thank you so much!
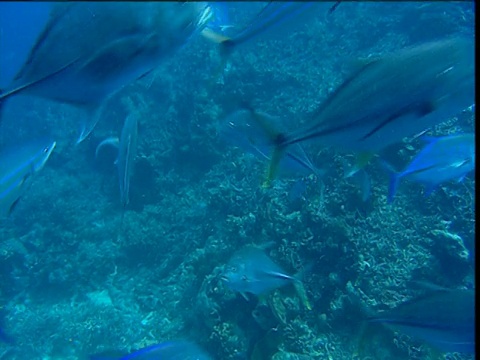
<box><xmin>43</xmin><ymin>146</ymin><xmax>50</xmax><ymax>153</ymax></box>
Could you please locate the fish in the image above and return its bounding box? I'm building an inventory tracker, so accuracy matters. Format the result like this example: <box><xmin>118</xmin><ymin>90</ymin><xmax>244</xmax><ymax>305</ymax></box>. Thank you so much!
<box><xmin>203</xmin><ymin>2</ymin><xmax>338</xmax><ymax>58</ymax></box>
<box><xmin>0</xmin><ymin>138</ymin><xmax>56</xmax><ymax>217</ymax></box>
<box><xmin>202</xmin><ymin>1</ymin><xmax>338</xmax><ymax>81</ymax></box>
<box><xmin>117</xmin><ymin>114</ymin><xmax>138</xmax><ymax>209</ymax></box>
<box><xmin>89</xmin><ymin>340</ymin><xmax>212</xmax><ymax>360</ymax></box>
<box><xmin>245</xmin><ymin>37</ymin><xmax>475</xmax><ymax>185</ymax></box>
<box><xmin>0</xmin><ymin>2</ymin><xmax>213</xmax><ymax>142</ymax></box>
<box><xmin>384</xmin><ymin>133</ymin><xmax>475</xmax><ymax>203</ymax></box>
<box><xmin>95</xmin><ymin>114</ymin><xmax>138</xmax><ymax>209</ymax></box>
<box><xmin>218</xmin><ymin>108</ymin><xmax>323</xmax><ymax>179</ymax></box>
<box><xmin>206</xmin><ymin>2</ymin><xmax>234</xmax><ymax>35</ymax></box>
<box><xmin>341</xmin><ymin>157</ymin><xmax>372</xmax><ymax>202</ymax></box>
<box><xmin>367</xmin><ymin>289</ymin><xmax>475</xmax><ymax>354</ymax></box>
<box><xmin>221</xmin><ymin>246</ymin><xmax>304</xmax><ymax>299</ymax></box>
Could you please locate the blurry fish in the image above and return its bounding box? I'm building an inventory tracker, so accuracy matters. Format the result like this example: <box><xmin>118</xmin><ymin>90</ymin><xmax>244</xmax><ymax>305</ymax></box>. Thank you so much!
<box><xmin>0</xmin><ymin>138</ymin><xmax>56</xmax><ymax>217</ymax></box>
<box><xmin>0</xmin><ymin>2</ymin><xmax>212</xmax><ymax>142</ymax></box>
<box><xmin>202</xmin><ymin>1</ymin><xmax>338</xmax><ymax>81</ymax></box>
<box><xmin>245</xmin><ymin>37</ymin><xmax>474</xmax><ymax>185</ymax></box>
<box><xmin>219</xmin><ymin>109</ymin><xmax>324</xmax><ymax>179</ymax></box>
<box><xmin>384</xmin><ymin>133</ymin><xmax>475</xmax><ymax>203</ymax></box>
<box><xmin>206</xmin><ymin>2</ymin><xmax>234</xmax><ymax>35</ymax></box>
<box><xmin>368</xmin><ymin>289</ymin><xmax>475</xmax><ymax>354</ymax></box>
<box><xmin>95</xmin><ymin>114</ymin><xmax>138</xmax><ymax>209</ymax></box>
<box><xmin>222</xmin><ymin>246</ymin><xmax>305</xmax><ymax>299</ymax></box>
<box><xmin>89</xmin><ymin>340</ymin><xmax>212</xmax><ymax>360</ymax></box>
<box><xmin>203</xmin><ymin>2</ymin><xmax>338</xmax><ymax>58</ymax></box>
<box><xmin>341</xmin><ymin>157</ymin><xmax>372</xmax><ymax>202</ymax></box>
<box><xmin>117</xmin><ymin>114</ymin><xmax>138</xmax><ymax>209</ymax></box>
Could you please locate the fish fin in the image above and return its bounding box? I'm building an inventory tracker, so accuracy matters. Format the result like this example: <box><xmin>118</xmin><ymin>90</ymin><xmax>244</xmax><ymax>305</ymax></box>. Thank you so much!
<box><xmin>328</xmin><ymin>0</ymin><xmax>342</xmax><ymax>14</ymax></box>
<box><xmin>240</xmin><ymin>103</ymin><xmax>287</xmax><ymax>187</ymax></box>
<box><xmin>95</xmin><ymin>137</ymin><xmax>120</xmax><ymax>159</ymax></box>
<box><xmin>291</xmin><ymin>262</ymin><xmax>313</xmax><ymax>310</ymax></box>
<box><xmin>452</xmin><ymin>158</ymin><xmax>471</xmax><ymax>168</ymax></box>
<box><xmin>344</xmin><ymin>57</ymin><xmax>378</xmax><ymax>74</ymax></box>
<box><xmin>8</xmin><ymin>197</ymin><xmax>22</xmax><ymax>217</ymax></box>
<box><xmin>292</xmin><ymin>280</ymin><xmax>312</xmax><ymax>310</ymax></box>
<box><xmin>457</xmin><ymin>174</ymin><xmax>466</xmax><ymax>183</ymax></box>
<box><xmin>202</xmin><ymin>28</ymin><xmax>234</xmax><ymax>86</ymax></box>
<box><xmin>387</xmin><ymin>172</ymin><xmax>400</xmax><ymax>204</ymax></box>
<box><xmin>361</xmin><ymin>101</ymin><xmax>437</xmax><ymax>141</ymax></box>
<box><xmin>240</xmin><ymin>292</ymin><xmax>249</xmax><ymax>301</ymax></box>
<box><xmin>201</xmin><ymin>27</ymin><xmax>231</xmax><ymax>44</ymax></box>
<box><xmin>344</xmin><ymin>153</ymin><xmax>374</xmax><ymax>179</ymax></box>
<box><xmin>76</xmin><ymin>104</ymin><xmax>104</xmax><ymax>145</ymax></box>
<box><xmin>378</xmin><ymin>158</ymin><xmax>401</xmax><ymax>203</ymax></box>
<box><xmin>0</xmin><ymin>57</ymin><xmax>81</xmax><ymax>102</ymax></box>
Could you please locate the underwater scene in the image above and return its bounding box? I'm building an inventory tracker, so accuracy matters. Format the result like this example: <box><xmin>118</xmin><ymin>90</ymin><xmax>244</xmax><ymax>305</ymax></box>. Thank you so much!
<box><xmin>0</xmin><ymin>2</ymin><xmax>475</xmax><ymax>360</ymax></box>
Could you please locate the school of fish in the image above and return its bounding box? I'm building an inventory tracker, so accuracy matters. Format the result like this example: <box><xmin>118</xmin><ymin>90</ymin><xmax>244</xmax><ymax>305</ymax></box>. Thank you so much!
<box><xmin>0</xmin><ymin>1</ymin><xmax>475</xmax><ymax>358</ymax></box>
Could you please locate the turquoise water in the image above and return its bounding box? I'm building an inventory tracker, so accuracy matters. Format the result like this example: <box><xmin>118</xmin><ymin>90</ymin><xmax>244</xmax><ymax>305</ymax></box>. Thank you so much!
<box><xmin>0</xmin><ymin>2</ymin><xmax>475</xmax><ymax>359</ymax></box>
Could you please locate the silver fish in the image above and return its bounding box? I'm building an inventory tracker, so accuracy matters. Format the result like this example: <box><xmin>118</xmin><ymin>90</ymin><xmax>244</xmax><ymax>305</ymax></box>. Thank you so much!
<box><xmin>0</xmin><ymin>138</ymin><xmax>56</xmax><ymax>217</ymax></box>
<box><xmin>0</xmin><ymin>2</ymin><xmax>212</xmax><ymax>143</ymax></box>
<box><xmin>219</xmin><ymin>109</ymin><xmax>323</xmax><ymax>179</ymax></box>
<box><xmin>221</xmin><ymin>246</ymin><xmax>299</xmax><ymax>298</ymax></box>
<box><xmin>94</xmin><ymin>114</ymin><xmax>138</xmax><ymax>209</ymax></box>
<box><xmin>249</xmin><ymin>37</ymin><xmax>475</xmax><ymax>184</ymax></box>
<box><xmin>368</xmin><ymin>289</ymin><xmax>475</xmax><ymax>354</ymax></box>
<box><xmin>385</xmin><ymin>133</ymin><xmax>475</xmax><ymax>202</ymax></box>
<box><xmin>118</xmin><ymin>114</ymin><xmax>138</xmax><ymax>208</ymax></box>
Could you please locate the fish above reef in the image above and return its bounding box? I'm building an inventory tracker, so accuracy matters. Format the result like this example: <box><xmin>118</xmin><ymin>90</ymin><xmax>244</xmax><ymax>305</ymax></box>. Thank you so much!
<box><xmin>218</xmin><ymin>108</ymin><xmax>324</xmax><ymax>179</ymax></box>
<box><xmin>222</xmin><ymin>246</ymin><xmax>306</xmax><ymax>299</ymax></box>
<box><xmin>368</xmin><ymin>289</ymin><xmax>475</xmax><ymax>354</ymax></box>
<box><xmin>89</xmin><ymin>340</ymin><xmax>212</xmax><ymax>360</ymax></box>
<box><xmin>245</xmin><ymin>37</ymin><xmax>474</xmax><ymax>185</ymax></box>
<box><xmin>0</xmin><ymin>2</ymin><xmax>213</xmax><ymax>143</ymax></box>
<box><xmin>95</xmin><ymin>114</ymin><xmax>138</xmax><ymax>209</ymax></box>
<box><xmin>203</xmin><ymin>2</ymin><xmax>339</xmax><ymax>58</ymax></box>
<box><xmin>0</xmin><ymin>138</ymin><xmax>56</xmax><ymax>217</ymax></box>
<box><xmin>383</xmin><ymin>133</ymin><xmax>475</xmax><ymax>203</ymax></box>
<box><xmin>206</xmin><ymin>2</ymin><xmax>234</xmax><ymax>35</ymax></box>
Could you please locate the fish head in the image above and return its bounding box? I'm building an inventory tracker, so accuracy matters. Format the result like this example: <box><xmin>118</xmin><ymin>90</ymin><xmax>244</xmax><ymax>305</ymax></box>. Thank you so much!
<box><xmin>221</xmin><ymin>262</ymin><xmax>252</xmax><ymax>293</ymax></box>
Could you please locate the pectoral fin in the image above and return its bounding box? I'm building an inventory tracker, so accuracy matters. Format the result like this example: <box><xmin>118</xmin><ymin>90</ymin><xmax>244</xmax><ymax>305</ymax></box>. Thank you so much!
<box><xmin>0</xmin><ymin>57</ymin><xmax>81</xmax><ymax>102</ymax></box>
<box><xmin>361</xmin><ymin>101</ymin><xmax>437</xmax><ymax>141</ymax></box>
<box><xmin>78</xmin><ymin>34</ymin><xmax>150</xmax><ymax>82</ymax></box>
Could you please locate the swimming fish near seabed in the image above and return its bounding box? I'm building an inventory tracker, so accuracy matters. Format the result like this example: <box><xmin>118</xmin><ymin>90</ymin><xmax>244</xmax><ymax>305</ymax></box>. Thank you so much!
<box><xmin>0</xmin><ymin>2</ymin><xmax>213</xmax><ymax>143</ymax></box>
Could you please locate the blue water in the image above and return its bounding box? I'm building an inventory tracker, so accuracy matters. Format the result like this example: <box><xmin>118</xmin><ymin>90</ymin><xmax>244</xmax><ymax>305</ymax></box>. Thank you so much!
<box><xmin>0</xmin><ymin>2</ymin><xmax>475</xmax><ymax>360</ymax></box>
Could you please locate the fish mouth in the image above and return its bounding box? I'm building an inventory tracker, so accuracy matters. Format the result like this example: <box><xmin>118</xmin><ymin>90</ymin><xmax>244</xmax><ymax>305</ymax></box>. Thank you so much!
<box><xmin>220</xmin><ymin>275</ymin><xmax>229</xmax><ymax>282</ymax></box>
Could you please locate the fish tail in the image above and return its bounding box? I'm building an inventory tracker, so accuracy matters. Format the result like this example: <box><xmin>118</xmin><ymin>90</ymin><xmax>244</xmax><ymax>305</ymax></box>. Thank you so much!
<box><xmin>378</xmin><ymin>159</ymin><xmax>401</xmax><ymax>203</ymax></box>
<box><xmin>387</xmin><ymin>169</ymin><xmax>400</xmax><ymax>204</ymax></box>
<box><xmin>240</xmin><ymin>103</ymin><xmax>287</xmax><ymax>187</ymax></box>
<box><xmin>201</xmin><ymin>28</ymin><xmax>235</xmax><ymax>87</ymax></box>
<box><xmin>201</xmin><ymin>28</ymin><xmax>234</xmax><ymax>62</ymax></box>
<box><xmin>292</xmin><ymin>262</ymin><xmax>314</xmax><ymax>310</ymax></box>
